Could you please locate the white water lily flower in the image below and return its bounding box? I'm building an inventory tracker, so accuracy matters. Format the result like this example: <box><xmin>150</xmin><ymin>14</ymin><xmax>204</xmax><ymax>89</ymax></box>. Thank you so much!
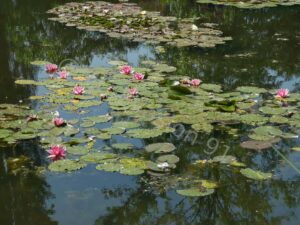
<box><xmin>51</xmin><ymin>111</ymin><xmax>60</xmax><ymax>117</ymax></box>
<box><xmin>173</xmin><ymin>81</ymin><xmax>180</xmax><ymax>86</ymax></box>
<box><xmin>191</xmin><ymin>24</ymin><xmax>198</xmax><ymax>31</ymax></box>
<box><xmin>157</xmin><ymin>162</ymin><xmax>169</xmax><ymax>169</ymax></box>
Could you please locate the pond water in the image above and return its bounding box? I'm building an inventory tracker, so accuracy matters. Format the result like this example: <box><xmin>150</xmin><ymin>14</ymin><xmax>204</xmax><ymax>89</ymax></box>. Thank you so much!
<box><xmin>1</xmin><ymin>0</ymin><xmax>300</xmax><ymax>225</ymax></box>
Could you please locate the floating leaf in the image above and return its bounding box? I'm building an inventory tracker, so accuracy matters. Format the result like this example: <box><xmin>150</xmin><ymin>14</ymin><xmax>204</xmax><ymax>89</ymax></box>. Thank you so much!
<box><xmin>240</xmin><ymin>138</ymin><xmax>280</xmax><ymax>150</ymax></box>
<box><xmin>213</xmin><ymin>155</ymin><xmax>236</xmax><ymax>164</ymax></box>
<box><xmin>236</xmin><ymin>86</ymin><xmax>266</xmax><ymax>93</ymax></box>
<box><xmin>240</xmin><ymin>168</ymin><xmax>272</xmax><ymax>180</ymax></box>
<box><xmin>250</xmin><ymin>126</ymin><xmax>283</xmax><ymax>141</ymax></box>
<box><xmin>145</xmin><ymin>143</ymin><xmax>176</xmax><ymax>154</ymax></box>
<box><xmin>96</xmin><ymin>163</ymin><xmax>122</xmax><ymax>172</ymax></box>
<box><xmin>0</xmin><ymin>129</ymin><xmax>13</xmax><ymax>139</ymax></box>
<box><xmin>80</xmin><ymin>152</ymin><xmax>117</xmax><ymax>163</ymax></box>
<box><xmin>15</xmin><ymin>80</ymin><xmax>37</xmax><ymax>85</ymax></box>
<box><xmin>259</xmin><ymin>106</ymin><xmax>287</xmax><ymax>115</ymax></box>
<box><xmin>176</xmin><ymin>188</ymin><xmax>214</xmax><ymax>197</ymax></box>
<box><xmin>230</xmin><ymin>161</ymin><xmax>246</xmax><ymax>167</ymax></box>
<box><xmin>67</xmin><ymin>146</ymin><xmax>89</xmax><ymax>155</ymax></box>
<box><xmin>48</xmin><ymin>159</ymin><xmax>87</xmax><ymax>172</ymax></box>
<box><xmin>157</xmin><ymin>154</ymin><xmax>180</xmax><ymax>164</ymax></box>
<box><xmin>111</xmin><ymin>143</ymin><xmax>134</xmax><ymax>150</ymax></box>
<box><xmin>112</xmin><ymin>121</ymin><xmax>140</xmax><ymax>129</ymax></box>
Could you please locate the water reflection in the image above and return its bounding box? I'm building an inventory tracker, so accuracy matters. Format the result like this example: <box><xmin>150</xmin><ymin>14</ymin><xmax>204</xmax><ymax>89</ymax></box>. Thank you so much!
<box><xmin>0</xmin><ymin>142</ymin><xmax>57</xmax><ymax>225</ymax></box>
<box><xmin>1</xmin><ymin>0</ymin><xmax>300</xmax><ymax>225</ymax></box>
<box><xmin>93</xmin><ymin>135</ymin><xmax>300</xmax><ymax>225</ymax></box>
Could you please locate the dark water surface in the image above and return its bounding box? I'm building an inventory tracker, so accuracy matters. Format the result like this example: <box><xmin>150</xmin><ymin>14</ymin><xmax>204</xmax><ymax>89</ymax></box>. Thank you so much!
<box><xmin>1</xmin><ymin>0</ymin><xmax>300</xmax><ymax>225</ymax></box>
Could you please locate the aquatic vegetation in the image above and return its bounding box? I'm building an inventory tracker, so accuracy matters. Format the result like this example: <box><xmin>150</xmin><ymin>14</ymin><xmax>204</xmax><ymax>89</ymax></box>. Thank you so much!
<box><xmin>191</xmin><ymin>79</ymin><xmax>201</xmax><ymax>87</ymax></box>
<box><xmin>73</xmin><ymin>84</ymin><xmax>85</xmax><ymax>95</ymax></box>
<box><xmin>58</xmin><ymin>70</ymin><xmax>69</xmax><ymax>79</ymax></box>
<box><xmin>47</xmin><ymin>1</ymin><xmax>231</xmax><ymax>48</ymax></box>
<box><xmin>48</xmin><ymin>159</ymin><xmax>86</xmax><ymax>172</ymax></box>
<box><xmin>53</xmin><ymin>117</ymin><xmax>66</xmax><ymax>127</ymax></box>
<box><xmin>47</xmin><ymin>145</ymin><xmax>66</xmax><ymax>161</ymax></box>
<box><xmin>196</xmin><ymin>0</ymin><xmax>300</xmax><ymax>8</ymax></box>
<box><xmin>120</xmin><ymin>65</ymin><xmax>133</xmax><ymax>75</ymax></box>
<box><xmin>45</xmin><ymin>63</ymin><xmax>58</xmax><ymax>73</ymax></box>
<box><xmin>1</xmin><ymin>60</ymin><xmax>300</xmax><ymax>197</ymax></box>
<box><xmin>134</xmin><ymin>72</ymin><xmax>144</xmax><ymax>81</ymax></box>
<box><xmin>276</xmin><ymin>88</ymin><xmax>289</xmax><ymax>98</ymax></box>
<box><xmin>128</xmin><ymin>87</ymin><xmax>138</xmax><ymax>97</ymax></box>
<box><xmin>240</xmin><ymin>168</ymin><xmax>272</xmax><ymax>180</ymax></box>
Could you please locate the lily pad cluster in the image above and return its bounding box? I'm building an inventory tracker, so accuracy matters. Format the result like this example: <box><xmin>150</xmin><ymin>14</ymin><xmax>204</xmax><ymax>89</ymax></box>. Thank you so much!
<box><xmin>46</xmin><ymin>1</ymin><xmax>231</xmax><ymax>48</ymax></box>
<box><xmin>1</xmin><ymin>60</ymin><xmax>300</xmax><ymax>197</ymax></box>
<box><xmin>197</xmin><ymin>0</ymin><xmax>300</xmax><ymax>8</ymax></box>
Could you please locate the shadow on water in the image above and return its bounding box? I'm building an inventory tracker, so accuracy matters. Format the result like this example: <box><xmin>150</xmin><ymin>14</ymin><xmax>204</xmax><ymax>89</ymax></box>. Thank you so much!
<box><xmin>1</xmin><ymin>0</ymin><xmax>300</xmax><ymax>225</ymax></box>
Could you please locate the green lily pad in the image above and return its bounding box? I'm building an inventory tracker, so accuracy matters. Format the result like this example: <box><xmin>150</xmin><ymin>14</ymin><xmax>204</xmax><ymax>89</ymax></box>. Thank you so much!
<box><xmin>259</xmin><ymin>106</ymin><xmax>287</xmax><ymax>115</ymax></box>
<box><xmin>240</xmin><ymin>138</ymin><xmax>280</xmax><ymax>150</ymax></box>
<box><xmin>240</xmin><ymin>114</ymin><xmax>268</xmax><ymax>125</ymax></box>
<box><xmin>126</xmin><ymin>128</ymin><xmax>165</xmax><ymax>139</ymax></box>
<box><xmin>15</xmin><ymin>80</ymin><xmax>38</xmax><ymax>85</ymax></box>
<box><xmin>0</xmin><ymin>129</ymin><xmax>13</xmax><ymax>139</ymax></box>
<box><xmin>119</xmin><ymin>167</ymin><xmax>145</xmax><ymax>175</ymax></box>
<box><xmin>201</xmin><ymin>83</ymin><xmax>222</xmax><ymax>93</ymax></box>
<box><xmin>80</xmin><ymin>120</ymin><xmax>96</xmax><ymax>128</ymax></box>
<box><xmin>80</xmin><ymin>152</ymin><xmax>117</xmax><ymax>163</ymax></box>
<box><xmin>194</xmin><ymin>180</ymin><xmax>218</xmax><ymax>189</ymax></box>
<box><xmin>157</xmin><ymin>154</ymin><xmax>180</xmax><ymax>164</ymax></box>
<box><xmin>48</xmin><ymin>159</ymin><xmax>87</xmax><ymax>172</ymax></box>
<box><xmin>84</xmin><ymin>115</ymin><xmax>112</xmax><ymax>123</ymax></box>
<box><xmin>101</xmin><ymin>127</ymin><xmax>126</xmax><ymax>135</ymax></box>
<box><xmin>63</xmin><ymin>126</ymin><xmax>80</xmax><ymax>136</ymax></box>
<box><xmin>236</xmin><ymin>86</ymin><xmax>266</xmax><ymax>94</ymax></box>
<box><xmin>111</xmin><ymin>143</ymin><xmax>134</xmax><ymax>150</ymax></box>
<box><xmin>96</xmin><ymin>163</ymin><xmax>122</xmax><ymax>172</ymax></box>
<box><xmin>67</xmin><ymin>146</ymin><xmax>89</xmax><ymax>155</ymax></box>
<box><xmin>230</xmin><ymin>161</ymin><xmax>247</xmax><ymax>167</ymax></box>
<box><xmin>112</xmin><ymin>121</ymin><xmax>140</xmax><ymax>129</ymax></box>
<box><xmin>240</xmin><ymin>168</ymin><xmax>272</xmax><ymax>180</ymax></box>
<box><xmin>251</xmin><ymin>126</ymin><xmax>283</xmax><ymax>141</ymax></box>
<box><xmin>145</xmin><ymin>143</ymin><xmax>176</xmax><ymax>154</ymax></box>
<box><xmin>212</xmin><ymin>155</ymin><xmax>236</xmax><ymax>164</ymax></box>
<box><xmin>176</xmin><ymin>188</ymin><xmax>214</xmax><ymax>197</ymax></box>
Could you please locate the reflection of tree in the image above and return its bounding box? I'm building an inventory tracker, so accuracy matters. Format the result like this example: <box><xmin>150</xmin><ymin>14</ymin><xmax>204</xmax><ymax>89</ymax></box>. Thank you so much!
<box><xmin>0</xmin><ymin>142</ymin><xmax>57</xmax><ymax>225</ymax></box>
<box><xmin>94</xmin><ymin>129</ymin><xmax>300</xmax><ymax>225</ymax></box>
<box><xmin>153</xmin><ymin>4</ymin><xmax>300</xmax><ymax>90</ymax></box>
<box><xmin>94</xmin><ymin>142</ymin><xmax>300</xmax><ymax>225</ymax></box>
<box><xmin>95</xmin><ymin>178</ymin><xmax>300</xmax><ymax>225</ymax></box>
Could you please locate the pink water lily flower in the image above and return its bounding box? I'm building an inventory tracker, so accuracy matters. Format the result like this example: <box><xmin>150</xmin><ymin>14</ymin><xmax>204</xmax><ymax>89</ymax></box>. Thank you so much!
<box><xmin>47</xmin><ymin>145</ymin><xmax>66</xmax><ymax>161</ymax></box>
<box><xmin>134</xmin><ymin>72</ymin><xmax>144</xmax><ymax>80</ymax></box>
<box><xmin>276</xmin><ymin>89</ymin><xmax>289</xmax><ymax>98</ymax></box>
<box><xmin>45</xmin><ymin>64</ymin><xmax>58</xmax><ymax>73</ymax></box>
<box><xmin>58</xmin><ymin>70</ymin><xmax>69</xmax><ymax>79</ymax></box>
<box><xmin>53</xmin><ymin>117</ymin><xmax>65</xmax><ymax>127</ymax></box>
<box><xmin>73</xmin><ymin>84</ymin><xmax>85</xmax><ymax>95</ymax></box>
<box><xmin>190</xmin><ymin>79</ymin><xmax>201</xmax><ymax>87</ymax></box>
<box><xmin>120</xmin><ymin>65</ymin><xmax>133</xmax><ymax>75</ymax></box>
<box><xmin>129</xmin><ymin>87</ymin><xmax>138</xmax><ymax>96</ymax></box>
